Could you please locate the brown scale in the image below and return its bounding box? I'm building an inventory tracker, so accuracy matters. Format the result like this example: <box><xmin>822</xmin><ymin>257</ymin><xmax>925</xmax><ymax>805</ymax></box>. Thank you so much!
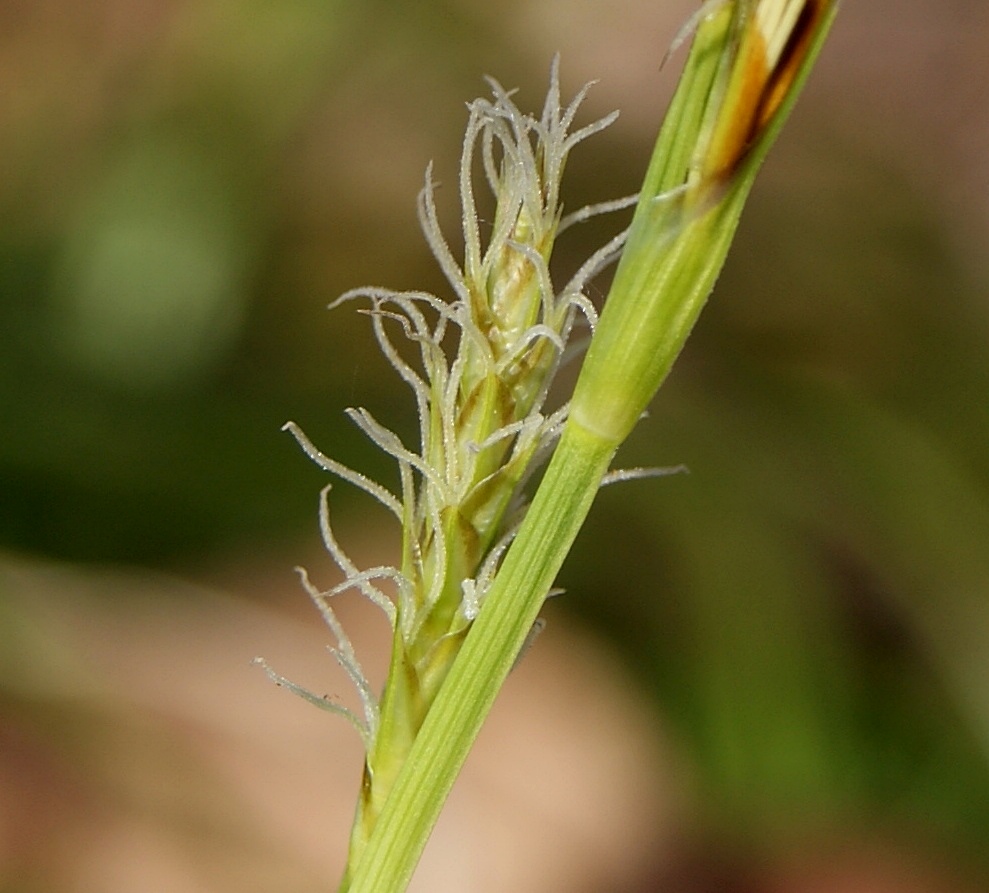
<box><xmin>709</xmin><ymin>0</ymin><xmax>831</xmax><ymax>182</ymax></box>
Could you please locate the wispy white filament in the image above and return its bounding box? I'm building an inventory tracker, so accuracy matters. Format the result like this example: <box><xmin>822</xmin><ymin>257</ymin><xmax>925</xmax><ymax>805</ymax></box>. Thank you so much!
<box><xmin>271</xmin><ymin>60</ymin><xmax>645</xmax><ymax>751</ymax></box>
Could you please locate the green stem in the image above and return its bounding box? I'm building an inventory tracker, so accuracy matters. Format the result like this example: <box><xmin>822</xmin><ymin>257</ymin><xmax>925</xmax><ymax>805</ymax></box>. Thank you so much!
<box><xmin>341</xmin><ymin>418</ymin><xmax>616</xmax><ymax>893</ymax></box>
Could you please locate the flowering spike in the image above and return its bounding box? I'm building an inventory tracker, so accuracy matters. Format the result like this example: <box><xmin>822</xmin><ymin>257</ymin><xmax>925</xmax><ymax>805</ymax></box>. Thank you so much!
<box><xmin>267</xmin><ymin>61</ymin><xmax>638</xmax><ymax>879</ymax></box>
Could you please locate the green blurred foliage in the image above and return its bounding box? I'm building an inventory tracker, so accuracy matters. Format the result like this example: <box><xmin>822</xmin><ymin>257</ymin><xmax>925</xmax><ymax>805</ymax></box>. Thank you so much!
<box><xmin>567</xmin><ymin>119</ymin><xmax>989</xmax><ymax>866</ymax></box>
<box><xmin>3</xmin><ymin>0</ymin><xmax>988</xmax><ymax>883</ymax></box>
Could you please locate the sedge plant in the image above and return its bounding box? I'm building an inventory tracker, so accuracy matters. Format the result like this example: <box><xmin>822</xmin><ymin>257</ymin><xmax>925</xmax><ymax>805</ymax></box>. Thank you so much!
<box><xmin>258</xmin><ymin>2</ymin><xmax>838</xmax><ymax>891</ymax></box>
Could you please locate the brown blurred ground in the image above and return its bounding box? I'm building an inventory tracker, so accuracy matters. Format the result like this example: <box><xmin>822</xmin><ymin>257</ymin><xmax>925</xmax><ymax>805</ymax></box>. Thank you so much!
<box><xmin>0</xmin><ymin>551</ymin><xmax>673</xmax><ymax>892</ymax></box>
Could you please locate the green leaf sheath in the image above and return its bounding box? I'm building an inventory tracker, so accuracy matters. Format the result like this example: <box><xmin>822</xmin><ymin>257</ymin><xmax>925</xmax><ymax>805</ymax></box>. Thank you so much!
<box><xmin>572</xmin><ymin>0</ymin><xmax>839</xmax><ymax>446</ymax></box>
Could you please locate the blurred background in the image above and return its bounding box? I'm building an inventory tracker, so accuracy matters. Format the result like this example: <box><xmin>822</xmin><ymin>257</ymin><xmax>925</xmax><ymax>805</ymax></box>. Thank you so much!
<box><xmin>3</xmin><ymin>1</ymin><xmax>989</xmax><ymax>891</ymax></box>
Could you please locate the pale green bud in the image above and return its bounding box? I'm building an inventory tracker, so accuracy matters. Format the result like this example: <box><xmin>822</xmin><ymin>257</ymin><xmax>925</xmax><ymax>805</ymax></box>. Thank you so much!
<box><xmin>571</xmin><ymin>0</ymin><xmax>837</xmax><ymax>446</ymax></box>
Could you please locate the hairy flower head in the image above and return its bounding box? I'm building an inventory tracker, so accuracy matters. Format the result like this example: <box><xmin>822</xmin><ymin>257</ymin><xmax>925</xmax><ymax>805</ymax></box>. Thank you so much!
<box><xmin>267</xmin><ymin>59</ymin><xmax>633</xmax><ymax>748</ymax></box>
